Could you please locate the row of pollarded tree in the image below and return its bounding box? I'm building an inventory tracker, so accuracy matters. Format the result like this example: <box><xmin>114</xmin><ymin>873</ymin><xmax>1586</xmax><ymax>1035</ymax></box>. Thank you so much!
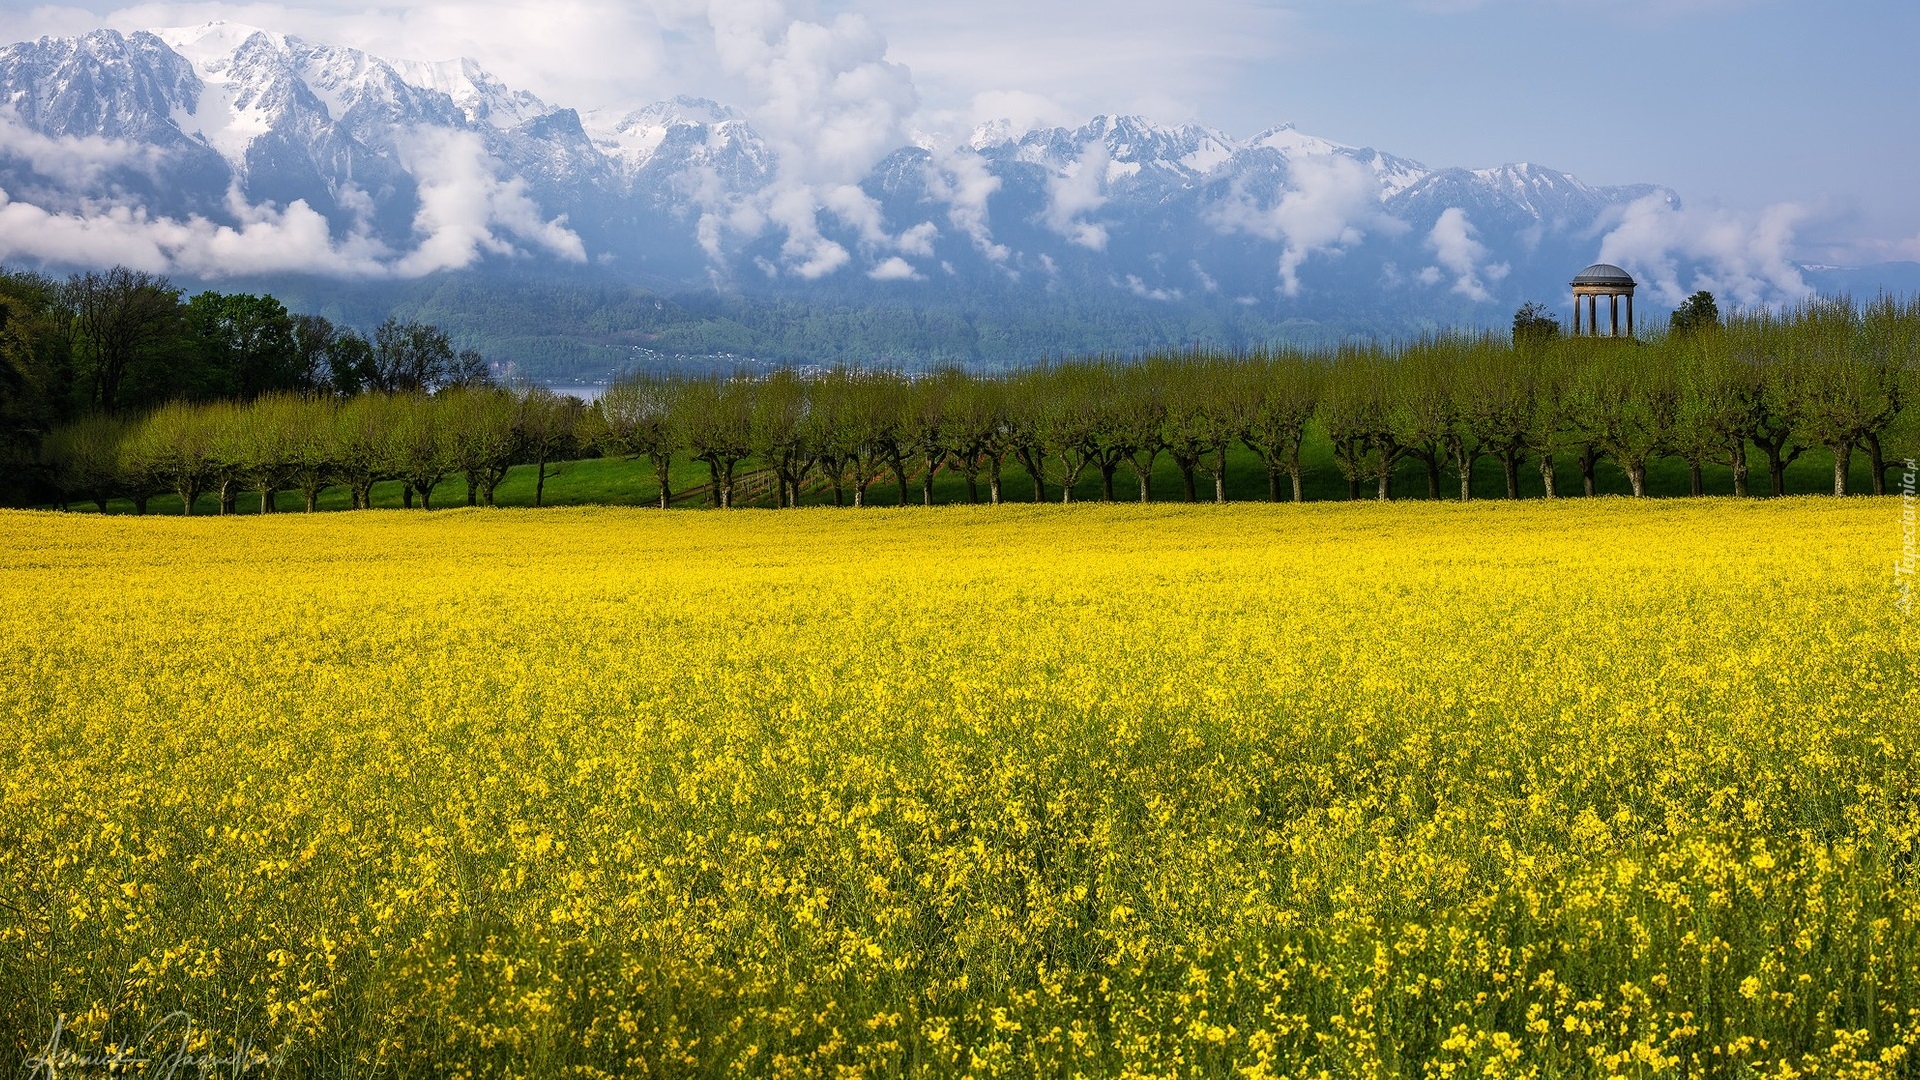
<box><xmin>41</xmin><ymin>387</ymin><xmax>582</xmax><ymax>514</ymax></box>
<box><xmin>599</xmin><ymin>297</ymin><xmax>1917</xmax><ymax>508</ymax></box>
<box><xmin>35</xmin><ymin>296</ymin><xmax>1920</xmax><ymax>513</ymax></box>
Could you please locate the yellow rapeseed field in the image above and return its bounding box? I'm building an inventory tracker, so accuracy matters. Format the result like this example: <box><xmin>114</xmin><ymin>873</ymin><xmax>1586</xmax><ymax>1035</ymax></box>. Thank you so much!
<box><xmin>1</xmin><ymin>500</ymin><xmax>1916</xmax><ymax>1079</ymax></box>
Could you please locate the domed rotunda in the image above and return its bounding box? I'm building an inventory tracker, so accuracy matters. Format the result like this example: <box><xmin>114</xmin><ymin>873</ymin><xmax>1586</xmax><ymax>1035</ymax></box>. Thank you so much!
<box><xmin>1571</xmin><ymin>263</ymin><xmax>1637</xmax><ymax>337</ymax></box>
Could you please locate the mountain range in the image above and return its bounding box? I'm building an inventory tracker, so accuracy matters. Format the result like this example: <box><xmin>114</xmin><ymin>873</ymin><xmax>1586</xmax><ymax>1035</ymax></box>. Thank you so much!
<box><xmin>1</xmin><ymin>21</ymin><xmax>1910</xmax><ymax>378</ymax></box>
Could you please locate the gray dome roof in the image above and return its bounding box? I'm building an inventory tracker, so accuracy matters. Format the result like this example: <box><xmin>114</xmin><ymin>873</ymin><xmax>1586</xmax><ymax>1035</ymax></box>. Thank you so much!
<box><xmin>1572</xmin><ymin>263</ymin><xmax>1636</xmax><ymax>286</ymax></box>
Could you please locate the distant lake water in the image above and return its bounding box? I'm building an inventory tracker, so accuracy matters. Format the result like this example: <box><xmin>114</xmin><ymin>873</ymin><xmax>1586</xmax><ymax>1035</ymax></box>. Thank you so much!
<box><xmin>545</xmin><ymin>384</ymin><xmax>605</xmax><ymax>402</ymax></box>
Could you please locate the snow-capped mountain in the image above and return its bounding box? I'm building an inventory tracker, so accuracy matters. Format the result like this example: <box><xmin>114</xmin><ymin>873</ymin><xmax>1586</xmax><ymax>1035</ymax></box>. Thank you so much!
<box><xmin>0</xmin><ymin>20</ymin><xmax>1808</xmax><ymax>368</ymax></box>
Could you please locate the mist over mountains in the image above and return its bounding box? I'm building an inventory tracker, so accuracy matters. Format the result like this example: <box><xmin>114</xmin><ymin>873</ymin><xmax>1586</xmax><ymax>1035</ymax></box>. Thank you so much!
<box><xmin>0</xmin><ymin>21</ymin><xmax>1905</xmax><ymax>377</ymax></box>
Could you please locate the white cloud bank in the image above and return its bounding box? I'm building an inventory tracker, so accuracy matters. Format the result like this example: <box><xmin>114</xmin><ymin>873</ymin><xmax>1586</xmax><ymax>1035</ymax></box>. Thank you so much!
<box><xmin>1598</xmin><ymin>194</ymin><xmax>1812</xmax><ymax>307</ymax></box>
<box><xmin>1043</xmin><ymin>140</ymin><xmax>1109</xmax><ymax>250</ymax></box>
<box><xmin>1210</xmin><ymin>155</ymin><xmax>1407</xmax><ymax>296</ymax></box>
<box><xmin>696</xmin><ymin>0</ymin><xmax>938</xmax><ymax>280</ymax></box>
<box><xmin>0</xmin><ymin>108</ymin><xmax>584</xmax><ymax>276</ymax></box>
<box><xmin>1423</xmin><ymin>206</ymin><xmax>1507</xmax><ymax>302</ymax></box>
<box><xmin>393</xmin><ymin>126</ymin><xmax>586</xmax><ymax>275</ymax></box>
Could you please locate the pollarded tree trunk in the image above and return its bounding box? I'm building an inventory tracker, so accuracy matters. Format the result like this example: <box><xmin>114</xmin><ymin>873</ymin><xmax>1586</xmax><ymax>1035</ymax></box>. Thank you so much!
<box><xmin>1539</xmin><ymin>453</ymin><xmax>1557</xmax><ymax>499</ymax></box>
<box><xmin>1729</xmin><ymin>440</ymin><xmax>1750</xmax><ymax>498</ymax></box>
<box><xmin>1100</xmin><ymin>463</ymin><xmax>1117</xmax><ymax>502</ymax></box>
<box><xmin>1424</xmin><ymin>458</ymin><xmax>1441</xmax><ymax>500</ymax></box>
<box><xmin>1267</xmin><ymin>467</ymin><xmax>1283</xmax><ymax>503</ymax></box>
<box><xmin>1627</xmin><ymin>463</ymin><xmax>1647</xmax><ymax>498</ymax></box>
<box><xmin>220</xmin><ymin>480</ymin><xmax>238</xmax><ymax>514</ymax></box>
<box><xmin>178</xmin><ymin>483</ymin><xmax>201</xmax><ymax>516</ymax></box>
<box><xmin>1377</xmin><ymin>470</ymin><xmax>1392</xmax><ymax>501</ymax></box>
<box><xmin>1688</xmin><ymin>463</ymin><xmax>1703</xmax><ymax>497</ymax></box>
<box><xmin>467</xmin><ymin>478</ymin><xmax>479</xmax><ymax>506</ymax></box>
<box><xmin>1579</xmin><ymin>446</ymin><xmax>1599</xmax><ymax>497</ymax></box>
<box><xmin>1290</xmin><ymin>470</ymin><xmax>1304</xmax><ymax>503</ymax></box>
<box><xmin>1501</xmin><ymin>454</ymin><xmax>1521</xmax><ymax>499</ymax></box>
<box><xmin>1865</xmin><ymin>434</ymin><xmax>1888</xmax><ymax>496</ymax></box>
<box><xmin>1833</xmin><ymin>442</ymin><xmax>1853</xmax><ymax>496</ymax></box>
<box><xmin>1347</xmin><ymin>478</ymin><xmax>1360</xmax><ymax>501</ymax></box>
<box><xmin>893</xmin><ymin>461</ymin><xmax>909</xmax><ymax>506</ymax></box>
<box><xmin>654</xmin><ymin>454</ymin><xmax>672</xmax><ymax>510</ymax></box>
<box><xmin>403</xmin><ymin>483</ymin><xmax>415</xmax><ymax>509</ymax></box>
<box><xmin>132</xmin><ymin>495</ymin><xmax>149</xmax><ymax>515</ymax></box>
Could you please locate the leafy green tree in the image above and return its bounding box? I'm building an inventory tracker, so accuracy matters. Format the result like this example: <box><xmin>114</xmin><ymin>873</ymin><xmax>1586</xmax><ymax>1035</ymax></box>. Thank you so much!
<box><xmin>1669</xmin><ymin>291</ymin><xmax>1720</xmax><ymax>336</ymax></box>
<box><xmin>370</xmin><ymin>318</ymin><xmax>456</xmax><ymax>394</ymax></box>
<box><xmin>1159</xmin><ymin>355</ymin><xmax>1238</xmax><ymax>503</ymax></box>
<box><xmin>594</xmin><ymin>372</ymin><xmax>682</xmax><ymax>508</ymax></box>
<box><xmin>515</xmin><ymin>388</ymin><xmax>583</xmax><ymax>508</ymax></box>
<box><xmin>1667</xmin><ymin>330</ymin><xmax>1758</xmax><ymax>496</ymax></box>
<box><xmin>130</xmin><ymin>400</ymin><xmax>221</xmax><ymax>514</ymax></box>
<box><xmin>235</xmin><ymin>393</ymin><xmax>303</xmax><ymax>512</ymax></box>
<box><xmin>1003</xmin><ymin>368</ymin><xmax>1052</xmax><ymax>503</ymax></box>
<box><xmin>64</xmin><ymin>267</ymin><xmax>183</xmax><ymax>414</ymax></box>
<box><xmin>327</xmin><ymin>330</ymin><xmax>376</xmax><ymax>397</ymax></box>
<box><xmin>678</xmin><ymin>376</ymin><xmax>754</xmax><ymax>509</ymax></box>
<box><xmin>186</xmin><ymin>291</ymin><xmax>301</xmax><ymax>400</ymax></box>
<box><xmin>335</xmin><ymin>394</ymin><xmax>402</xmax><ymax>510</ymax></box>
<box><xmin>1856</xmin><ymin>294</ymin><xmax>1919</xmax><ymax>494</ymax></box>
<box><xmin>1519</xmin><ymin>345</ymin><xmax>1573</xmax><ymax>498</ymax></box>
<box><xmin>0</xmin><ymin>271</ymin><xmax>70</xmax><ymax>469</ymax></box>
<box><xmin>1110</xmin><ymin>362</ymin><xmax>1167</xmax><ymax>503</ymax></box>
<box><xmin>1389</xmin><ymin>341</ymin><xmax>1454</xmax><ymax>499</ymax></box>
<box><xmin>1033</xmin><ymin>364</ymin><xmax>1105</xmax><ymax>504</ymax></box>
<box><xmin>1320</xmin><ymin>347</ymin><xmax>1401</xmax><ymax>500</ymax></box>
<box><xmin>390</xmin><ymin>393</ymin><xmax>452</xmax><ymax>509</ymax></box>
<box><xmin>1240</xmin><ymin>350</ymin><xmax>1320</xmax><ymax>503</ymax></box>
<box><xmin>43</xmin><ymin>413</ymin><xmax>127</xmax><ymax>511</ymax></box>
<box><xmin>1780</xmin><ymin>299</ymin><xmax>1903</xmax><ymax>496</ymax></box>
<box><xmin>938</xmin><ymin>375</ymin><xmax>1006</xmax><ymax>504</ymax></box>
<box><xmin>290</xmin><ymin>314</ymin><xmax>337</xmax><ymax>392</ymax></box>
<box><xmin>1455</xmin><ymin>340</ymin><xmax>1532</xmax><ymax>499</ymax></box>
<box><xmin>114</xmin><ymin>416</ymin><xmax>168</xmax><ymax>514</ymax></box>
<box><xmin>745</xmin><ymin>369</ymin><xmax>813</xmax><ymax>508</ymax></box>
<box><xmin>442</xmin><ymin>387</ymin><xmax>518</xmax><ymax>507</ymax></box>
<box><xmin>1569</xmin><ymin>344</ymin><xmax>1676</xmax><ymax>497</ymax></box>
<box><xmin>900</xmin><ymin>370</ymin><xmax>957</xmax><ymax>506</ymax></box>
<box><xmin>280</xmin><ymin>396</ymin><xmax>340</xmax><ymax>511</ymax></box>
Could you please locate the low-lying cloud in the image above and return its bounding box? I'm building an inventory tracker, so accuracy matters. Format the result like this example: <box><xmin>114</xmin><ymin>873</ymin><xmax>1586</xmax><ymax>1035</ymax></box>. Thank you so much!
<box><xmin>0</xmin><ymin>118</ymin><xmax>584</xmax><ymax>278</ymax></box>
<box><xmin>1042</xmin><ymin>139</ymin><xmax>1109</xmax><ymax>250</ymax></box>
<box><xmin>1424</xmin><ymin>206</ymin><xmax>1508</xmax><ymax>302</ymax></box>
<box><xmin>1598</xmin><ymin>194</ymin><xmax>1811</xmax><ymax>307</ymax></box>
<box><xmin>393</xmin><ymin>125</ymin><xmax>586</xmax><ymax>275</ymax></box>
<box><xmin>1210</xmin><ymin>155</ymin><xmax>1407</xmax><ymax>296</ymax></box>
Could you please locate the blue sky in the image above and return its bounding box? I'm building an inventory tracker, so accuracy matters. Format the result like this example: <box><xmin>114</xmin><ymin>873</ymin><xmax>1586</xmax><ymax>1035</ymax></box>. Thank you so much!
<box><xmin>8</xmin><ymin>0</ymin><xmax>1916</xmax><ymax>263</ymax></box>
